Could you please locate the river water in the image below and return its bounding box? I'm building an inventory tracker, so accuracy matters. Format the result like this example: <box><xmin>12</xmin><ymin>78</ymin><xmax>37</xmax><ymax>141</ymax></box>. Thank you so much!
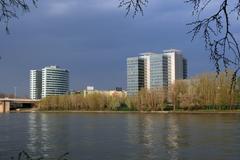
<box><xmin>0</xmin><ymin>113</ymin><xmax>240</xmax><ymax>160</ymax></box>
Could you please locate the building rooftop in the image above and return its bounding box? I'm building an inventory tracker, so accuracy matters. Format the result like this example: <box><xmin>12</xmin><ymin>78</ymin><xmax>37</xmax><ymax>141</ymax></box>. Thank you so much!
<box><xmin>45</xmin><ymin>65</ymin><xmax>60</xmax><ymax>69</ymax></box>
<box><xmin>163</xmin><ymin>49</ymin><xmax>182</xmax><ymax>54</ymax></box>
<box><xmin>139</xmin><ymin>52</ymin><xmax>158</xmax><ymax>56</ymax></box>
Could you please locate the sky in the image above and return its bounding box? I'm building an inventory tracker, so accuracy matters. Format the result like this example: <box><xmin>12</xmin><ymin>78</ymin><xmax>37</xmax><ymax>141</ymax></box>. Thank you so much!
<box><xmin>0</xmin><ymin>0</ymin><xmax>216</xmax><ymax>97</ymax></box>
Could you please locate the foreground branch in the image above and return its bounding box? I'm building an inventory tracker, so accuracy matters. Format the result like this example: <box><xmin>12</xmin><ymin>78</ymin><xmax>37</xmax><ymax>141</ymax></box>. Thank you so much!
<box><xmin>10</xmin><ymin>151</ymin><xmax>70</xmax><ymax>160</ymax></box>
<box><xmin>0</xmin><ymin>0</ymin><xmax>37</xmax><ymax>33</ymax></box>
<box><xmin>187</xmin><ymin>0</ymin><xmax>240</xmax><ymax>89</ymax></box>
<box><xmin>119</xmin><ymin>0</ymin><xmax>148</xmax><ymax>17</ymax></box>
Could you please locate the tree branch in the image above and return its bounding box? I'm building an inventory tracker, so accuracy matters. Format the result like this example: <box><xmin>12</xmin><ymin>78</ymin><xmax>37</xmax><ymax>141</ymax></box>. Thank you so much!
<box><xmin>187</xmin><ymin>0</ymin><xmax>240</xmax><ymax>88</ymax></box>
<box><xmin>0</xmin><ymin>0</ymin><xmax>37</xmax><ymax>33</ymax></box>
<box><xmin>118</xmin><ymin>0</ymin><xmax>148</xmax><ymax>17</ymax></box>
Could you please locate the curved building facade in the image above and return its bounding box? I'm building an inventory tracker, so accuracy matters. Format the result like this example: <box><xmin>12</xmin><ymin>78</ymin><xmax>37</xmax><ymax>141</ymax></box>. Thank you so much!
<box><xmin>30</xmin><ymin>66</ymin><xmax>69</xmax><ymax>99</ymax></box>
<box><xmin>42</xmin><ymin>66</ymin><xmax>69</xmax><ymax>98</ymax></box>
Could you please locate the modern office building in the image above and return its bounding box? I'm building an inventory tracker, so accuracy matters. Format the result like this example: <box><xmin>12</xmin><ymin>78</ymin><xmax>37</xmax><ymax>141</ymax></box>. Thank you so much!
<box><xmin>42</xmin><ymin>66</ymin><xmax>69</xmax><ymax>98</ymax></box>
<box><xmin>30</xmin><ymin>66</ymin><xmax>69</xmax><ymax>99</ymax></box>
<box><xmin>149</xmin><ymin>53</ymin><xmax>169</xmax><ymax>89</ymax></box>
<box><xmin>30</xmin><ymin>70</ymin><xmax>42</xmax><ymax>99</ymax></box>
<box><xmin>183</xmin><ymin>58</ymin><xmax>188</xmax><ymax>79</ymax></box>
<box><xmin>127</xmin><ymin>57</ymin><xmax>145</xmax><ymax>96</ymax></box>
<box><xmin>127</xmin><ymin>49</ymin><xmax>187</xmax><ymax>95</ymax></box>
<box><xmin>163</xmin><ymin>49</ymin><xmax>188</xmax><ymax>84</ymax></box>
<box><xmin>139</xmin><ymin>52</ymin><xmax>153</xmax><ymax>89</ymax></box>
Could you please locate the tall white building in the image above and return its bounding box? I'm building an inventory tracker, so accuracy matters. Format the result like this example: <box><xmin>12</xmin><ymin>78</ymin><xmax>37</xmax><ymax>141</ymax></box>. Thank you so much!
<box><xmin>163</xmin><ymin>49</ymin><xmax>187</xmax><ymax>84</ymax></box>
<box><xmin>139</xmin><ymin>52</ymin><xmax>155</xmax><ymax>90</ymax></box>
<box><xmin>30</xmin><ymin>70</ymin><xmax>42</xmax><ymax>100</ymax></box>
<box><xmin>42</xmin><ymin>66</ymin><xmax>69</xmax><ymax>98</ymax></box>
<box><xmin>30</xmin><ymin>66</ymin><xmax>69</xmax><ymax>99</ymax></box>
<box><xmin>127</xmin><ymin>49</ymin><xmax>187</xmax><ymax>95</ymax></box>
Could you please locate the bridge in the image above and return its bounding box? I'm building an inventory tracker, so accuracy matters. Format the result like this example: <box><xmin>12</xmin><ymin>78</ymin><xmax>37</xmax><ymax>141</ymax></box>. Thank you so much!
<box><xmin>0</xmin><ymin>98</ymin><xmax>39</xmax><ymax>113</ymax></box>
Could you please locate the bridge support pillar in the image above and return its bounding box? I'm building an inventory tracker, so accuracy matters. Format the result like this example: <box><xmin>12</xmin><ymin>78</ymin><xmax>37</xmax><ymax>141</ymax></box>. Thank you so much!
<box><xmin>0</xmin><ymin>101</ymin><xmax>10</xmax><ymax>113</ymax></box>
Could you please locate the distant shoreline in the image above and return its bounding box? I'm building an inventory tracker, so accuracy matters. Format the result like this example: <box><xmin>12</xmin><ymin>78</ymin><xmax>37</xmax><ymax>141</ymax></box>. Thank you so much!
<box><xmin>10</xmin><ymin>109</ymin><xmax>240</xmax><ymax>114</ymax></box>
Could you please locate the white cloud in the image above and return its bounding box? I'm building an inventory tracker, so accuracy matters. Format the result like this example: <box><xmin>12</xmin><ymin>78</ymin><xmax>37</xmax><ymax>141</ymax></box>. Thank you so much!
<box><xmin>46</xmin><ymin>0</ymin><xmax>118</xmax><ymax>16</ymax></box>
<box><xmin>47</xmin><ymin>1</ymin><xmax>79</xmax><ymax>16</ymax></box>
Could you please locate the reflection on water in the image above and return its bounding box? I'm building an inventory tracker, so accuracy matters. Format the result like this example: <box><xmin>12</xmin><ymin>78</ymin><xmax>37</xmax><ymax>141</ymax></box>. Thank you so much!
<box><xmin>166</xmin><ymin>116</ymin><xmax>179</xmax><ymax>160</ymax></box>
<box><xmin>0</xmin><ymin>113</ymin><xmax>240</xmax><ymax>160</ymax></box>
<box><xmin>27</xmin><ymin>113</ymin><xmax>51</xmax><ymax>157</ymax></box>
<box><xmin>27</xmin><ymin>113</ymin><xmax>70</xmax><ymax>158</ymax></box>
<box><xmin>127</xmin><ymin>115</ymin><xmax>183</xmax><ymax>160</ymax></box>
<box><xmin>142</xmin><ymin>116</ymin><xmax>154</xmax><ymax>159</ymax></box>
<box><xmin>27</xmin><ymin>113</ymin><xmax>38</xmax><ymax>153</ymax></box>
<box><xmin>126</xmin><ymin>114</ymin><xmax>157</xmax><ymax>159</ymax></box>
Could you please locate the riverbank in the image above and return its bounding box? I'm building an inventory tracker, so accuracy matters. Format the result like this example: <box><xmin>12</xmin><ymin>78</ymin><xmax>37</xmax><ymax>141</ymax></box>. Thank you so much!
<box><xmin>10</xmin><ymin>108</ymin><xmax>240</xmax><ymax>114</ymax></box>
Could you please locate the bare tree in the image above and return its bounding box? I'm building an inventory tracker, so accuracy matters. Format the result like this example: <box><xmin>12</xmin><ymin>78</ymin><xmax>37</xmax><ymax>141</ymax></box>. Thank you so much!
<box><xmin>187</xmin><ymin>0</ymin><xmax>240</xmax><ymax>85</ymax></box>
<box><xmin>119</xmin><ymin>0</ymin><xmax>148</xmax><ymax>17</ymax></box>
<box><xmin>0</xmin><ymin>0</ymin><xmax>37</xmax><ymax>33</ymax></box>
<box><xmin>119</xmin><ymin>0</ymin><xmax>240</xmax><ymax>85</ymax></box>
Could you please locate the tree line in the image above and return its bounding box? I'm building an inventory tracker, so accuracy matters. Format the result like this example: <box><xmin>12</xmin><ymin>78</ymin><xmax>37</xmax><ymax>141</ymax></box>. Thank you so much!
<box><xmin>170</xmin><ymin>71</ymin><xmax>240</xmax><ymax>110</ymax></box>
<box><xmin>38</xmin><ymin>71</ymin><xmax>240</xmax><ymax>111</ymax></box>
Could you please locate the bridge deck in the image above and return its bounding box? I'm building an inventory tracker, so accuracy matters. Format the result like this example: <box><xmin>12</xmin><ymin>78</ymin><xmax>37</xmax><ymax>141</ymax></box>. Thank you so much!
<box><xmin>0</xmin><ymin>98</ymin><xmax>40</xmax><ymax>103</ymax></box>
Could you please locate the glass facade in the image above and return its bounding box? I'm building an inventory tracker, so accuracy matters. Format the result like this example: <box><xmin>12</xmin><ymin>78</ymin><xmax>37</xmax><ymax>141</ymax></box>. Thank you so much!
<box><xmin>127</xmin><ymin>50</ymin><xmax>188</xmax><ymax>96</ymax></box>
<box><xmin>183</xmin><ymin>58</ymin><xmax>188</xmax><ymax>79</ymax></box>
<box><xmin>150</xmin><ymin>54</ymin><xmax>168</xmax><ymax>89</ymax></box>
<box><xmin>127</xmin><ymin>57</ymin><xmax>145</xmax><ymax>96</ymax></box>
<box><xmin>42</xmin><ymin>66</ymin><xmax>69</xmax><ymax>98</ymax></box>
